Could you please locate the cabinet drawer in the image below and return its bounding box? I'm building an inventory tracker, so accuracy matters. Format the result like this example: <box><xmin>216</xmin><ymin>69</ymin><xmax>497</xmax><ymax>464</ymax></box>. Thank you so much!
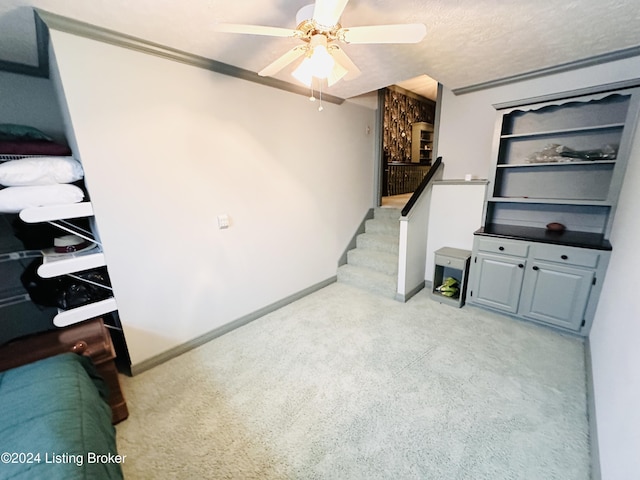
<box><xmin>477</xmin><ymin>238</ymin><xmax>529</xmax><ymax>257</ymax></box>
<box><xmin>434</xmin><ymin>253</ymin><xmax>467</xmax><ymax>270</ymax></box>
<box><xmin>532</xmin><ymin>245</ymin><xmax>600</xmax><ymax>268</ymax></box>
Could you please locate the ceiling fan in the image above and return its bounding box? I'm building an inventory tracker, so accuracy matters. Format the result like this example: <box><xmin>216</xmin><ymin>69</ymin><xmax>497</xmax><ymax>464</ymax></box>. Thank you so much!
<box><xmin>213</xmin><ymin>0</ymin><xmax>426</xmax><ymax>88</ymax></box>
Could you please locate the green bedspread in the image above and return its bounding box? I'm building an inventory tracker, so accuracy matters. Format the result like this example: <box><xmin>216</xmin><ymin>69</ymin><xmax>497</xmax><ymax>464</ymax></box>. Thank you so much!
<box><xmin>0</xmin><ymin>353</ymin><xmax>123</xmax><ymax>479</ymax></box>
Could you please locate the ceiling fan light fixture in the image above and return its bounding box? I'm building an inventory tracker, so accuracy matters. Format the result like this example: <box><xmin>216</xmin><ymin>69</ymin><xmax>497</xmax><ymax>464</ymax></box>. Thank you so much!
<box><xmin>291</xmin><ymin>57</ymin><xmax>314</xmax><ymax>86</ymax></box>
<box><xmin>309</xmin><ymin>44</ymin><xmax>335</xmax><ymax>78</ymax></box>
<box><xmin>291</xmin><ymin>34</ymin><xmax>335</xmax><ymax>85</ymax></box>
<box><xmin>217</xmin><ymin>0</ymin><xmax>424</xmax><ymax>90</ymax></box>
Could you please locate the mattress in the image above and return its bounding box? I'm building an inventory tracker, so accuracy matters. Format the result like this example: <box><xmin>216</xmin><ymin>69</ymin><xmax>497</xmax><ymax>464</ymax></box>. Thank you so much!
<box><xmin>0</xmin><ymin>353</ymin><xmax>123</xmax><ymax>479</ymax></box>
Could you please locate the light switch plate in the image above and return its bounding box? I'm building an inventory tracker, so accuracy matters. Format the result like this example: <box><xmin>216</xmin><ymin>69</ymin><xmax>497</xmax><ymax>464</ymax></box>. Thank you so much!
<box><xmin>217</xmin><ymin>214</ymin><xmax>230</xmax><ymax>229</ymax></box>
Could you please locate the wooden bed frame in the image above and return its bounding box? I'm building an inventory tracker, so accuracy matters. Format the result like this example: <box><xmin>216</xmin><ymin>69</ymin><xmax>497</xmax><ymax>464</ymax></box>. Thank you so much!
<box><xmin>0</xmin><ymin>317</ymin><xmax>128</xmax><ymax>423</ymax></box>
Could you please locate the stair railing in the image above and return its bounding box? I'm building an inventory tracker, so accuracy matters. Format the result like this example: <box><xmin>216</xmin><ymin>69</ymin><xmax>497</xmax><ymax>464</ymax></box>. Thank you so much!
<box><xmin>401</xmin><ymin>156</ymin><xmax>443</xmax><ymax>217</ymax></box>
<box><xmin>396</xmin><ymin>157</ymin><xmax>443</xmax><ymax>302</ymax></box>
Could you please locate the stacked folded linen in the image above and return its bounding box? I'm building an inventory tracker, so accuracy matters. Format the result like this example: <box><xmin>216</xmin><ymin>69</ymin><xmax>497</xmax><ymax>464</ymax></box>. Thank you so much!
<box><xmin>0</xmin><ymin>156</ymin><xmax>85</xmax><ymax>213</ymax></box>
<box><xmin>0</xmin><ymin>124</ymin><xmax>84</xmax><ymax>214</ymax></box>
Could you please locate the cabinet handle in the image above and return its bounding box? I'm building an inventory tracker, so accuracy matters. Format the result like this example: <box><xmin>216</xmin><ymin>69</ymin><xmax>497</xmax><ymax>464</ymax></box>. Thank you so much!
<box><xmin>561</xmin><ymin>255</ymin><xmax>568</xmax><ymax>260</ymax></box>
<box><xmin>518</xmin><ymin>264</ymin><xmax>524</xmax><ymax>268</ymax></box>
<box><xmin>71</xmin><ymin>341</ymin><xmax>88</xmax><ymax>354</ymax></box>
<box><xmin>532</xmin><ymin>266</ymin><xmax>539</xmax><ymax>271</ymax></box>
<box><xmin>498</xmin><ymin>246</ymin><xmax>505</xmax><ymax>251</ymax></box>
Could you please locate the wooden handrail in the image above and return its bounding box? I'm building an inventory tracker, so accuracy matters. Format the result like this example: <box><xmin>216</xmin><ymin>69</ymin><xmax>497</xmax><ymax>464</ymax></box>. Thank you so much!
<box><xmin>401</xmin><ymin>157</ymin><xmax>443</xmax><ymax>217</ymax></box>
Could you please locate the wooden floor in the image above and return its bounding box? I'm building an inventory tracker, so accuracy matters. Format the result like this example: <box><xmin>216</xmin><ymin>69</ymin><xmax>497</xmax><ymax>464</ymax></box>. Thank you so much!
<box><xmin>381</xmin><ymin>193</ymin><xmax>412</xmax><ymax>209</ymax></box>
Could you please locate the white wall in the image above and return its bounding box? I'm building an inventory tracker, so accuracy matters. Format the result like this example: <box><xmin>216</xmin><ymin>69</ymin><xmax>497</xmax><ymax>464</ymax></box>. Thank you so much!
<box><xmin>397</xmin><ymin>166</ymin><xmax>444</xmax><ymax>298</ymax></box>
<box><xmin>0</xmin><ymin>71</ymin><xmax>67</xmax><ymax>143</ymax></box>
<box><xmin>397</xmin><ymin>174</ymin><xmax>434</xmax><ymax>298</ymax></box>
<box><xmin>424</xmin><ymin>180</ymin><xmax>487</xmax><ymax>283</ymax></box>
<box><xmin>436</xmin><ymin>55</ymin><xmax>640</xmax><ymax>480</ymax></box>
<box><xmin>589</xmin><ymin>119</ymin><xmax>640</xmax><ymax>479</ymax></box>
<box><xmin>48</xmin><ymin>30</ymin><xmax>376</xmax><ymax>368</ymax></box>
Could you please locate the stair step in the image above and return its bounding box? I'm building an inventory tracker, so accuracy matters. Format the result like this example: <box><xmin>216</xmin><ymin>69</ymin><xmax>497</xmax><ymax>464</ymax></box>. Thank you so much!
<box><xmin>356</xmin><ymin>232</ymin><xmax>399</xmax><ymax>255</ymax></box>
<box><xmin>338</xmin><ymin>206</ymin><xmax>402</xmax><ymax>301</ymax></box>
<box><xmin>365</xmin><ymin>218</ymin><xmax>400</xmax><ymax>235</ymax></box>
<box><xmin>337</xmin><ymin>264</ymin><xmax>397</xmax><ymax>299</ymax></box>
<box><xmin>347</xmin><ymin>249</ymin><xmax>398</xmax><ymax>276</ymax></box>
<box><xmin>374</xmin><ymin>207</ymin><xmax>402</xmax><ymax>221</ymax></box>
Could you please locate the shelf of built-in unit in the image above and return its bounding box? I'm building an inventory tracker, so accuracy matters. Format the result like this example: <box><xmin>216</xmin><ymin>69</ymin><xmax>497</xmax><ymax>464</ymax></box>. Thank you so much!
<box><xmin>488</xmin><ymin>198</ymin><xmax>610</xmax><ymax>206</ymax></box>
<box><xmin>496</xmin><ymin>160</ymin><xmax>616</xmax><ymax>168</ymax></box>
<box><xmin>18</xmin><ymin>200</ymin><xmax>115</xmax><ymax>327</ymax></box>
<box><xmin>500</xmin><ymin>123</ymin><xmax>625</xmax><ymax>140</ymax></box>
<box><xmin>54</xmin><ymin>297</ymin><xmax>118</xmax><ymax>328</ymax></box>
<box><xmin>20</xmin><ymin>202</ymin><xmax>107</xmax><ymax>278</ymax></box>
<box><xmin>19</xmin><ymin>202</ymin><xmax>94</xmax><ymax>223</ymax></box>
<box><xmin>492</xmin><ymin>157</ymin><xmax>616</xmax><ymax>201</ymax></box>
<box><xmin>38</xmin><ymin>247</ymin><xmax>106</xmax><ymax>278</ymax></box>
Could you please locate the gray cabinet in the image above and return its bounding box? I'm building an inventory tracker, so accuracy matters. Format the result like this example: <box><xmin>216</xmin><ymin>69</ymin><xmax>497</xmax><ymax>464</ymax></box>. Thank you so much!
<box><xmin>470</xmin><ymin>252</ymin><xmax>525</xmax><ymax>313</ymax></box>
<box><xmin>519</xmin><ymin>261</ymin><xmax>594</xmax><ymax>330</ymax></box>
<box><xmin>432</xmin><ymin>247</ymin><xmax>471</xmax><ymax>308</ymax></box>
<box><xmin>468</xmin><ymin>237</ymin><xmax>610</xmax><ymax>334</ymax></box>
<box><xmin>468</xmin><ymin>82</ymin><xmax>637</xmax><ymax>335</ymax></box>
<box><xmin>469</xmin><ymin>237</ymin><xmax>528</xmax><ymax>313</ymax></box>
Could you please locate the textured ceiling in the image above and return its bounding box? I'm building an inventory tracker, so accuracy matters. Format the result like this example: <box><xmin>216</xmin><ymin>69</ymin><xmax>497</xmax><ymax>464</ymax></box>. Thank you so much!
<box><xmin>1</xmin><ymin>0</ymin><xmax>640</xmax><ymax>99</ymax></box>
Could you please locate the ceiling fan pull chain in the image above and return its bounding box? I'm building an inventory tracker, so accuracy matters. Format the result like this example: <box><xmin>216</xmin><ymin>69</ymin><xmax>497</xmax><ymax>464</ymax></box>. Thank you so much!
<box><xmin>308</xmin><ymin>78</ymin><xmax>323</xmax><ymax>111</ymax></box>
<box><xmin>310</xmin><ymin>81</ymin><xmax>316</xmax><ymax>102</ymax></box>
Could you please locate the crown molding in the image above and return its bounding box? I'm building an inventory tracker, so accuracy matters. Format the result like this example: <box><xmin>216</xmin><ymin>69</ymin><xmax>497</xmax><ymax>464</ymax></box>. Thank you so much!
<box><xmin>33</xmin><ymin>8</ymin><xmax>344</xmax><ymax>105</ymax></box>
<box><xmin>492</xmin><ymin>77</ymin><xmax>640</xmax><ymax>110</ymax></box>
<box><xmin>452</xmin><ymin>44</ymin><xmax>640</xmax><ymax>96</ymax></box>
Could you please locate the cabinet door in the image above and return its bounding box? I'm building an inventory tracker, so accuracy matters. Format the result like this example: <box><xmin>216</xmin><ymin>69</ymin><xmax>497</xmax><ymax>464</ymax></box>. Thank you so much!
<box><xmin>469</xmin><ymin>253</ymin><xmax>525</xmax><ymax>313</ymax></box>
<box><xmin>519</xmin><ymin>262</ymin><xmax>594</xmax><ymax>331</ymax></box>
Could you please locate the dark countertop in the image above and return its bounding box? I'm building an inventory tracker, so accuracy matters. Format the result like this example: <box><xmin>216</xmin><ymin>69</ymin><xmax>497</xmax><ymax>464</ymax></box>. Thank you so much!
<box><xmin>475</xmin><ymin>224</ymin><xmax>612</xmax><ymax>251</ymax></box>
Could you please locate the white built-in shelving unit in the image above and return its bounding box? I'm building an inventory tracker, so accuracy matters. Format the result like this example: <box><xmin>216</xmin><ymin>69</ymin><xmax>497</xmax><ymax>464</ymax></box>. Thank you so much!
<box><xmin>19</xmin><ymin>201</ymin><xmax>117</xmax><ymax>327</ymax></box>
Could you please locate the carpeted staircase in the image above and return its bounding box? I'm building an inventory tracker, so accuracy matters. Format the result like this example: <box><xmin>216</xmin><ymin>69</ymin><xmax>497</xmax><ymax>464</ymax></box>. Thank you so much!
<box><xmin>337</xmin><ymin>207</ymin><xmax>401</xmax><ymax>299</ymax></box>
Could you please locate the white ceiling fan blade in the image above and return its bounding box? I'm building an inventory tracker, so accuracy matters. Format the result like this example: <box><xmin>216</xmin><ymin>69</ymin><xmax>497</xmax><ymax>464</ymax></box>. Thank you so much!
<box><xmin>313</xmin><ymin>0</ymin><xmax>350</xmax><ymax>27</ymax></box>
<box><xmin>339</xmin><ymin>24</ymin><xmax>427</xmax><ymax>44</ymax></box>
<box><xmin>213</xmin><ymin>23</ymin><xmax>300</xmax><ymax>38</ymax></box>
<box><xmin>258</xmin><ymin>46</ymin><xmax>307</xmax><ymax>77</ymax></box>
<box><xmin>327</xmin><ymin>61</ymin><xmax>348</xmax><ymax>87</ymax></box>
<box><xmin>329</xmin><ymin>45</ymin><xmax>361</xmax><ymax>81</ymax></box>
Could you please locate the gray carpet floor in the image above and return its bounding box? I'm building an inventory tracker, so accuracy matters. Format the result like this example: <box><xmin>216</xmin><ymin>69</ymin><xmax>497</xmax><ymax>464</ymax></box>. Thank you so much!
<box><xmin>116</xmin><ymin>282</ymin><xmax>590</xmax><ymax>479</ymax></box>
